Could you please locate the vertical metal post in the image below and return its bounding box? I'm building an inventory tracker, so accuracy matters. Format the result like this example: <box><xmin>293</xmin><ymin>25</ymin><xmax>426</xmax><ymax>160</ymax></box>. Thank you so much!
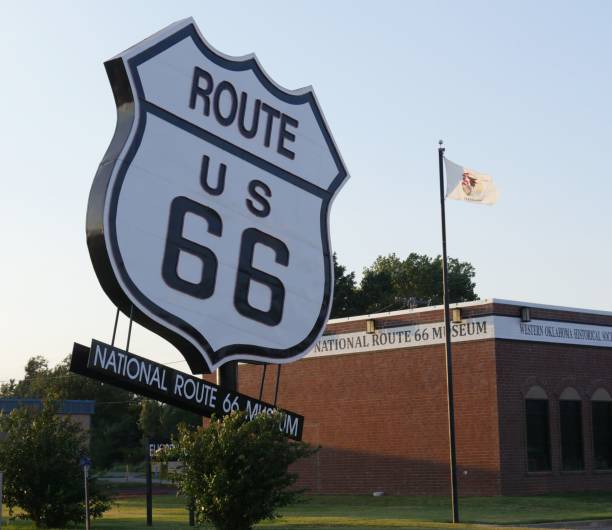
<box><xmin>126</xmin><ymin>305</ymin><xmax>134</xmax><ymax>353</ymax></box>
<box><xmin>146</xmin><ymin>441</ymin><xmax>153</xmax><ymax>526</ymax></box>
<box><xmin>188</xmin><ymin>500</ymin><xmax>195</xmax><ymax>526</ymax></box>
<box><xmin>0</xmin><ymin>471</ymin><xmax>3</xmax><ymax>530</ymax></box>
<box><xmin>258</xmin><ymin>364</ymin><xmax>267</xmax><ymax>401</ymax></box>
<box><xmin>217</xmin><ymin>363</ymin><xmax>238</xmax><ymax>392</ymax></box>
<box><xmin>84</xmin><ymin>466</ymin><xmax>90</xmax><ymax>530</ymax></box>
<box><xmin>438</xmin><ymin>141</ymin><xmax>460</xmax><ymax>523</ymax></box>
<box><xmin>273</xmin><ymin>365</ymin><xmax>282</xmax><ymax>407</ymax></box>
<box><xmin>110</xmin><ymin>307</ymin><xmax>120</xmax><ymax>347</ymax></box>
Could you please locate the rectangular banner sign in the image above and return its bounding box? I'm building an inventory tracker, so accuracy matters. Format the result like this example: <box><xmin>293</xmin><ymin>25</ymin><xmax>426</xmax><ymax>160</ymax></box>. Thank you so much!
<box><xmin>495</xmin><ymin>317</ymin><xmax>612</xmax><ymax>349</ymax></box>
<box><xmin>307</xmin><ymin>315</ymin><xmax>612</xmax><ymax>359</ymax></box>
<box><xmin>70</xmin><ymin>340</ymin><xmax>303</xmax><ymax>440</ymax></box>
<box><xmin>309</xmin><ymin>317</ymin><xmax>494</xmax><ymax>358</ymax></box>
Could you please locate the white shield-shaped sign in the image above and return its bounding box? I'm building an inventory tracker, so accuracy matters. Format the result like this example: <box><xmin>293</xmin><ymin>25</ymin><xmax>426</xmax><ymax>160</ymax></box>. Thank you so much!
<box><xmin>87</xmin><ymin>19</ymin><xmax>348</xmax><ymax>374</ymax></box>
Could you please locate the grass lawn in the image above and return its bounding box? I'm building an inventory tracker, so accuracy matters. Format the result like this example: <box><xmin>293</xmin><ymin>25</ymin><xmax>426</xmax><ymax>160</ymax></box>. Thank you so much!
<box><xmin>4</xmin><ymin>492</ymin><xmax>612</xmax><ymax>529</ymax></box>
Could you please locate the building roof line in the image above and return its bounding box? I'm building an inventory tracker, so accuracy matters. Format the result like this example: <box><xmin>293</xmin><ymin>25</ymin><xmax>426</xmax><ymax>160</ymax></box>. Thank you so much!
<box><xmin>328</xmin><ymin>298</ymin><xmax>612</xmax><ymax>324</ymax></box>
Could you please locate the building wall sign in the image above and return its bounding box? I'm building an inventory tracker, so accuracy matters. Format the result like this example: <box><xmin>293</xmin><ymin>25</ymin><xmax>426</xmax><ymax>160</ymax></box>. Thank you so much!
<box><xmin>309</xmin><ymin>317</ymin><xmax>494</xmax><ymax>358</ymax></box>
<box><xmin>308</xmin><ymin>316</ymin><xmax>612</xmax><ymax>358</ymax></box>
<box><xmin>86</xmin><ymin>18</ymin><xmax>348</xmax><ymax>374</ymax></box>
<box><xmin>496</xmin><ymin>317</ymin><xmax>612</xmax><ymax>348</ymax></box>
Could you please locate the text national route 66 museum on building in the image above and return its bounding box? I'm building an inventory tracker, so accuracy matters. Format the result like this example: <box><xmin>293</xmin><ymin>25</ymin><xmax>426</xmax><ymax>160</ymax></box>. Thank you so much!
<box><xmin>232</xmin><ymin>298</ymin><xmax>612</xmax><ymax>496</ymax></box>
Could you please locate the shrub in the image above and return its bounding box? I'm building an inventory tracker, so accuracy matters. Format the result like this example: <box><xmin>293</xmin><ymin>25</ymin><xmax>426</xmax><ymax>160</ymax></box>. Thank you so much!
<box><xmin>0</xmin><ymin>402</ymin><xmax>111</xmax><ymax>527</ymax></box>
<box><xmin>169</xmin><ymin>410</ymin><xmax>317</xmax><ymax>530</ymax></box>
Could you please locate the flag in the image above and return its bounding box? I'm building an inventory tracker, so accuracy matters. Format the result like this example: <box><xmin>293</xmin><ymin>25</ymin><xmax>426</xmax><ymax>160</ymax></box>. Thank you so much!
<box><xmin>444</xmin><ymin>158</ymin><xmax>499</xmax><ymax>205</ymax></box>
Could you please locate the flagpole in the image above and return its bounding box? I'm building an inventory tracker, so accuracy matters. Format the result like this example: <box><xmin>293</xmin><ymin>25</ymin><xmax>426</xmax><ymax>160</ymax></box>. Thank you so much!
<box><xmin>438</xmin><ymin>140</ymin><xmax>459</xmax><ymax>523</ymax></box>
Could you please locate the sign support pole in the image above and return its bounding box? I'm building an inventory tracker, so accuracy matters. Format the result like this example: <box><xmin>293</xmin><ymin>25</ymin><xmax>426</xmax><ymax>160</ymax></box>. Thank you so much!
<box><xmin>217</xmin><ymin>363</ymin><xmax>238</xmax><ymax>393</ymax></box>
<box><xmin>84</xmin><ymin>466</ymin><xmax>90</xmax><ymax>530</ymax></box>
<box><xmin>188</xmin><ymin>501</ymin><xmax>195</xmax><ymax>526</ymax></box>
<box><xmin>438</xmin><ymin>141</ymin><xmax>460</xmax><ymax>523</ymax></box>
<box><xmin>274</xmin><ymin>365</ymin><xmax>282</xmax><ymax>406</ymax></box>
<box><xmin>259</xmin><ymin>365</ymin><xmax>267</xmax><ymax>400</ymax></box>
<box><xmin>146</xmin><ymin>440</ymin><xmax>153</xmax><ymax>527</ymax></box>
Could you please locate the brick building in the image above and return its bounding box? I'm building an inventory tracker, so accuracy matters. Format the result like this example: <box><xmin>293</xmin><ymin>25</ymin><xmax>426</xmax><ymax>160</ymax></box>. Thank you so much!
<box><xmin>237</xmin><ymin>299</ymin><xmax>612</xmax><ymax>496</ymax></box>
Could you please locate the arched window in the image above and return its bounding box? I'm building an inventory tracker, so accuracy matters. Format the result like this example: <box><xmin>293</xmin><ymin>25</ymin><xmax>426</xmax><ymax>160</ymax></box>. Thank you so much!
<box><xmin>525</xmin><ymin>386</ymin><xmax>551</xmax><ymax>472</ymax></box>
<box><xmin>559</xmin><ymin>388</ymin><xmax>584</xmax><ymax>470</ymax></box>
<box><xmin>591</xmin><ymin>388</ymin><xmax>612</xmax><ymax>470</ymax></box>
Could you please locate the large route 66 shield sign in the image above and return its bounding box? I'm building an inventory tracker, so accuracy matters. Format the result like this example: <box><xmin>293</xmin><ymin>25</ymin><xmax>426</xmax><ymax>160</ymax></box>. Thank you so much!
<box><xmin>87</xmin><ymin>19</ymin><xmax>348</xmax><ymax>374</ymax></box>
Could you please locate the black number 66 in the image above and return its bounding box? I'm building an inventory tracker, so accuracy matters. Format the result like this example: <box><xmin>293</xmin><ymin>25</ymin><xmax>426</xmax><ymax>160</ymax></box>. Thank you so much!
<box><xmin>161</xmin><ymin>196</ymin><xmax>289</xmax><ymax>326</ymax></box>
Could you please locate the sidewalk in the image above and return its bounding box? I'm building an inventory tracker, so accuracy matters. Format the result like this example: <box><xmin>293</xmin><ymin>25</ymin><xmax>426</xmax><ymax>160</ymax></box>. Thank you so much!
<box><xmin>98</xmin><ymin>472</ymin><xmax>172</xmax><ymax>485</ymax></box>
<box><xmin>524</xmin><ymin>520</ymin><xmax>612</xmax><ymax>530</ymax></box>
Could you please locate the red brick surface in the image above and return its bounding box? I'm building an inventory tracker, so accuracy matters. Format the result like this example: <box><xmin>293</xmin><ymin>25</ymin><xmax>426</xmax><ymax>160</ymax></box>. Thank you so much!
<box><xmin>496</xmin><ymin>339</ymin><xmax>612</xmax><ymax>495</ymax></box>
<box><xmin>215</xmin><ymin>301</ymin><xmax>612</xmax><ymax>496</ymax></box>
<box><xmin>238</xmin><ymin>339</ymin><xmax>501</xmax><ymax>495</ymax></box>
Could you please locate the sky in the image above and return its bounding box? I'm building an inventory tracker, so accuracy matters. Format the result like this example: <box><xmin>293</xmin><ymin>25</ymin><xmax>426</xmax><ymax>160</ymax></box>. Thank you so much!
<box><xmin>1</xmin><ymin>0</ymin><xmax>611</xmax><ymax>382</ymax></box>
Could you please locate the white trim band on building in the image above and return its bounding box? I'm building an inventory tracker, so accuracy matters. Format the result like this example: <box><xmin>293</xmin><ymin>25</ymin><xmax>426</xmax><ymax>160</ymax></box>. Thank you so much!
<box><xmin>307</xmin><ymin>316</ymin><xmax>612</xmax><ymax>359</ymax></box>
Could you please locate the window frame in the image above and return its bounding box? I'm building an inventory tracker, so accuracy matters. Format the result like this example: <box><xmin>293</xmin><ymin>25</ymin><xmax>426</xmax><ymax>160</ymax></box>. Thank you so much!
<box><xmin>524</xmin><ymin>386</ymin><xmax>552</xmax><ymax>473</ymax></box>
<box><xmin>558</xmin><ymin>389</ymin><xmax>584</xmax><ymax>472</ymax></box>
<box><xmin>591</xmin><ymin>389</ymin><xmax>612</xmax><ymax>471</ymax></box>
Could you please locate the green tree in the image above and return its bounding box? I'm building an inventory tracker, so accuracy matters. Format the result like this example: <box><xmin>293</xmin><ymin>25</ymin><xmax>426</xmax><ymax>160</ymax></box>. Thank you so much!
<box><xmin>169</xmin><ymin>411</ymin><xmax>317</xmax><ymax>530</ymax></box>
<box><xmin>359</xmin><ymin>253</ymin><xmax>477</xmax><ymax>313</ymax></box>
<box><xmin>0</xmin><ymin>357</ymin><xmax>203</xmax><ymax>470</ymax></box>
<box><xmin>138</xmin><ymin>399</ymin><xmax>200</xmax><ymax>441</ymax></box>
<box><xmin>0</xmin><ymin>402</ymin><xmax>111</xmax><ymax>528</ymax></box>
<box><xmin>330</xmin><ymin>253</ymin><xmax>362</xmax><ymax>318</ymax></box>
<box><xmin>1</xmin><ymin>356</ymin><xmax>53</xmax><ymax>399</ymax></box>
<box><xmin>331</xmin><ymin>252</ymin><xmax>478</xmax><ymax>317</ymax></box>
<box><xmin>0</xmin><ymin>356</ymin><xmax>143</xmax><ymax>469</ymax></box>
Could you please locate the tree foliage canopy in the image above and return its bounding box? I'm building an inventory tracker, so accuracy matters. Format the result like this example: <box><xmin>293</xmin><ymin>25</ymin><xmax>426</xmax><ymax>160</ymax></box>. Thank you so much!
<box><xmin>331</xmin><ymin>252</ymin><xmax>478</xmax><ymax>318</ymax></box>
<box><xmin>0</xmin><ymin>402</ymin><xmax>111</xmax><ymax>528</ymax></box>
<box><xmin>0</xmin><ymin>356</ymin><xmax>200</xmax><ymax>470</ymax></box>
<box><xmin>168</xmin><ymin>411</ymin><xmax>317</xmax><ymax>530</ymax></box>
<box><xmin>138</xmin><ymin>398</ymin><xmax>200</xmax><ymax>441</ymax></box>
<box><xmin>330</xmin><ymin>254</ymin><xmax>358</xmax><ymax>318</ymax></box>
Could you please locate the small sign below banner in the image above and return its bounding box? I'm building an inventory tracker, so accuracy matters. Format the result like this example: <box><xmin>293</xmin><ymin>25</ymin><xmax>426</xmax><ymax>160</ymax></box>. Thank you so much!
<box><xmin>149</xmin><ymin>441</ymin><xmax>175</xmax><ymax>458</ymax></box>
<box><xmin>70</xmin><ymin>340</ymin><xmax>304</xmax><ymax>440</ymax></box>
<box><xmin>148</xmin><ymin>440</ymin><xmax>179</xmax><ymax>475</ymax></box>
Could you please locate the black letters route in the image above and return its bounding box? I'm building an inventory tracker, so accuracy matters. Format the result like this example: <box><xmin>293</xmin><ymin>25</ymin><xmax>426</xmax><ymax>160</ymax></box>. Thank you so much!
<box><xmin>189</xmin><ymin>67</ymin><xmax>299</xmax><ymax>160</ymax></box>
<box><xmin>70</xmin><ymin>340</ymin><xmax>303</xmax><ymax>441</ymax></box>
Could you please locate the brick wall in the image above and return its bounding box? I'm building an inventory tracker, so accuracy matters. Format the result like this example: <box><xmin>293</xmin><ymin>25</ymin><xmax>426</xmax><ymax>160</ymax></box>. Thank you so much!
<box><xmin>208</xmin><ymin>300</ymin><xmax>612</xmax><ymax>496</ymax></box>
<box><xmin>496</xmin><ymin>339</ymin><xmax>612</xmax><ymax>495</ymax></box>
<box><xmin>238</xmin><ymin>338</ymin><xmax>501</xmax><ymax>495</ymax></box>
